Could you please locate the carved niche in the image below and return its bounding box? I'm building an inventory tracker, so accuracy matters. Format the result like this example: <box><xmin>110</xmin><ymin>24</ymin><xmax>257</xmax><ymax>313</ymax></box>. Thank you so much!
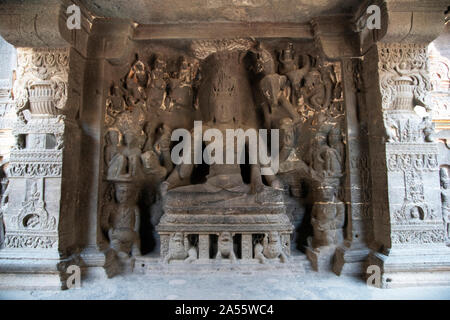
<box><xmin>100</xmin><ymin>38</ymin><xmax>346</xmax><ymax>270</ymax></box>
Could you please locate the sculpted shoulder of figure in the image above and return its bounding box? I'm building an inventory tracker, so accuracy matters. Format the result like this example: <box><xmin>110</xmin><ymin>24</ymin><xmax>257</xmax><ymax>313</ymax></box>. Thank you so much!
<box><xmin>440</xmin><ymin>168</ymin><xmax>450</xmax><ymax>240</ymax></box>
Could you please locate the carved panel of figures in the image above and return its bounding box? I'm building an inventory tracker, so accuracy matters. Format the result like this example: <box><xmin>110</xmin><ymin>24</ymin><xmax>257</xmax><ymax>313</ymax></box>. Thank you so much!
<box><xmin>100</xmin><ymin>38</ymin><xmax>346</xmax><ymax>268</ymax></box>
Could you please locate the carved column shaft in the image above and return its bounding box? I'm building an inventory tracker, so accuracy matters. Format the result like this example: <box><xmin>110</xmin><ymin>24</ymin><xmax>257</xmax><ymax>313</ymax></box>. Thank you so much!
<box><xmin>333</xmin><ymin>58</ymin><xmax>371</xmax><ymax>275</ymax></box>
<box><xmin>0</xmin><ymin>47</ymin><xmax>82</xmax><ymax>289</ymax></box>
<box><xmin>363</xmin><ymin>42</ymin><xmax>450</xmax><ymax>287</ymax></box>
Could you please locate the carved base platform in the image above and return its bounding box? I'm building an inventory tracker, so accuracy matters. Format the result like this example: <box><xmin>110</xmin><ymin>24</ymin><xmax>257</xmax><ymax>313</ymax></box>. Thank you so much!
<box><xmin>366</xmin><ymin>247</ymin><xmax>450</xmax><ymax>288</ymax></box>
<box><xmin>133</xmin><ymin>251</ymin><xmax>311</xmax><ymax>275</ymax></box>
<box><xmin>333</xmin><ymin>244</ymin><xmax>371</xmax><ymax>275</ymax></box>
<box><xmin>306</xmin><ymin>246</ymin><xmax>338</xmax><ymax>272</ymax></box>
<box><xmin>157</xmin><ymin>187</ymin><xmax>294</xmax><ymax>264</ymax></box>
<box><xmin>103</xmin><ymin>249</ymin><xmax>136</xmax><ymax>278</ymax></box>
<box><xmin>0</xmin><ymin>249</ymin><xmax>79</xmax><ymax>290</ymax></box>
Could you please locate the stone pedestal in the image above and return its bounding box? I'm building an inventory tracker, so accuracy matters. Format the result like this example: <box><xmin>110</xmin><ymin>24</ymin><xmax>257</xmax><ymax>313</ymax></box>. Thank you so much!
<box><xmin>307</xmin><ymin>246</ymin><xmax>337</xmax><ymax>272</ymax></box>
<box><xmin>157</xmin><ymin>187</ymin><xmax>293</xmax><ymax>264</ymax></box>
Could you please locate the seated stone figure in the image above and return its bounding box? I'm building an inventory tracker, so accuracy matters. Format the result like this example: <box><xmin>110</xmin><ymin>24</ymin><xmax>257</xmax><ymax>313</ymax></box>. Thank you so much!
<box><xmin>160</xmin><ymin>69</ymin><xmax>282</xmax><ymax>206</ymax></box>
<box><xmin>107</xmin><ymin>182</ymin><xmax>141</xmax><ymax>258</ymax></box>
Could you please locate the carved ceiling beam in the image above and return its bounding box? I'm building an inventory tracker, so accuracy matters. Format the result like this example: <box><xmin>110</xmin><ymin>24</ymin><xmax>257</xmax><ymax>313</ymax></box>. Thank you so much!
<box><xmin>311</xmin><ymin>15</ymin><xmax>360</xmax><ymax>61</ymax></box>
<box><xmin>354</xmin><ymin>0</ymin><xmax>447</xmax><ymax>54</ymax></box>
<box><xmin>132</xmin><ymin>22</ymin><xmax>313</xmax><ymax>40</ymax></box>
<box><xmin>0</xmin><ymin>0</ymin><xmax>133</xmax><ymax>62</ymax></box>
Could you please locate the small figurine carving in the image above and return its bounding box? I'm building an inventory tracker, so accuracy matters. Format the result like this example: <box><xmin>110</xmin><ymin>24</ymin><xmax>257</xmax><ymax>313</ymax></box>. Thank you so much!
<box><xmin>107</xmin><ymin>130</ymin><xmax>143</xmax><ymax>179</ymax></box>
<box><xmin>124</xmin><ymin>57</ymin><xmax>150</xmax><ymax>107</ymax></box>
<box><xmin>215</xmin><ymin>232</ymin><xmax>236</xmax><ymax>262</ymax></box>
<box><xmin>384</xmin><ymin>115</ymin><xmax>399</xmax><ymax>143</ymax></box>
<box><xmin>107</xmin><ymin>182</ymin><xmax>141</xmax><ymax>258</ymax></box>
<box><xmin>309</xmin><ymin>131</ymin><xmax>343</xmax><ymax>178</ymax></box>
<box><xmin>163</xmin><ymin>232</ymin><xmax>198</xmax><ymax>263</ymax></box>
<box><xmin>327</xmin><ymin>127</ymin><xmax>345</xmax><ymax>170</ymax></box>
<box><xmin>421</xmin><ymin>116</ymin><xmax>435</xmax><ymax>142</ymax></box>
<box><xmin>149</xmin><ymin>54</ymin><xmax>169</xmax><ymax>110</ymax></box>
<box><xmin>301</xmin><ymin>69</ymin><xmax>328</xmax><ymax>111</ymax></box>
<box><xmin>440</xmin><ymin>168</ymin><xmax>450</xmax><ymax>241</ymax></box>
<box><xmin>254</xmin><ymin>232</ymin><xmax>288</xmax><ymax>264</ymax></box>
<box><xmin>104</xmin><ymin>129</ymin><xmax>122</xmax><ymax>167</ymax></box>
<box><xmin>252</xmin><ymin>43</ymin><xmax>300</xmax><ymax>128</ymax></box>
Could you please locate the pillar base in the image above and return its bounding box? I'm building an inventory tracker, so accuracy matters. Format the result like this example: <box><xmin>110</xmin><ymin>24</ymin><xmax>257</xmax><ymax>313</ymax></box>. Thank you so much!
<box><xmin>333</xmin><ymin>243</ymin><xmax>370</xmax><ymax>275</ymax></box>
<box><xmin>366</xmin><ymin>247</ymin><xmax>450</xmax><ymax>288</ymax></box>
<box><xmin>0</xmin><ymin>250</ymin><xmax>79</xmax><ymax>290</ymax></box>
<box><xmin>306</xmin><ymin>246</ymin><xmax>337</xmax><ymax>272</ymax></box>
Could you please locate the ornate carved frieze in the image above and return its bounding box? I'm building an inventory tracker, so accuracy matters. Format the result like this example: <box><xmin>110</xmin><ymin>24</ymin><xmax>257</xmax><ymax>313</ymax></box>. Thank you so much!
<box><xmin>3</xmin><ymin>234</ymin><xmax>57</xmax><ymax>249</ymax></box>
<box><xmin>13</xmin><ymin>48</ymin><xmax>69</xmax><ymax>120</ymax></box>
<box><xmin>378</xmin><ymin>43</ymin><xmax>431</xmax><ymax>112</ymax></box>
<box><xmin>387</xmin><ymin>153</ymin><xmax>439</xmax><ymax>172</ymax></box>
<box><xmin>391</xmin><ymin>229</ymin><xmax>446</xmax><ymax>245</ymax></box>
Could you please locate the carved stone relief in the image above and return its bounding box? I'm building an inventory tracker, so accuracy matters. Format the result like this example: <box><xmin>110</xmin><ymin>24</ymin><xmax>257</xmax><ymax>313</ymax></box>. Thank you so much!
<box><xmin>101</xmin><ymin>38</ymin><xmax>346</xmax><ymax>272</ymax></box>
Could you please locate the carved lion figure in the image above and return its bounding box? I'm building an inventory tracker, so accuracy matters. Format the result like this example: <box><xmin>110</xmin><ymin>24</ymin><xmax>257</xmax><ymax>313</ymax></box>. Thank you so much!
<box><xmin>164</xmin><ymin>232</ymin><xmax>197</xmax><ymax>264</ymax></box>
<box><xmin>254</xmin><ymin>231</ymin><xmax>287</xmax><ymax>264</ymax></box>
<box><xmin>216</xmin><ymin>232</ymin><xmax>236</xmax><ymax>262</ymax></box>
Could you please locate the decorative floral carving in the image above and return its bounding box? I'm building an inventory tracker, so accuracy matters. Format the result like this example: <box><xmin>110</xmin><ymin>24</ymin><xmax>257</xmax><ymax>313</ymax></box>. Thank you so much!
<box><xmin>4</xmin><ymin>234</ymin><xmax>57</xmax><ymax>249</ymax></box>
<box><xmin>13</xmin><ymin>48</ymin><xmax>69</xmax><ymax>120</ymax></box>
<box><xmin>391</xmin><ymin>229</ymin><xmax>446</xmax><ymax>244</ymax></box>
<box><xmin>378</xmin><ymin>43</ymin><xmax>431</xmax><ymax>112</ymax></box>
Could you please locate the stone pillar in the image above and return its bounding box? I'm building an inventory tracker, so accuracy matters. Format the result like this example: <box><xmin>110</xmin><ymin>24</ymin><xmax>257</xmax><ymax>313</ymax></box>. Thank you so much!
<box><xmin>198</xmin><ymin>234</ymin><xmax>210</xmax><ymax>260</ymax></box>
<box><xmin>241</xmin><ymin>234</ymin><xmax>253</xmax><ymax>260</ymax></box>
<box><xmin>354</xmin><ymin>0</ymin><xmax>450</xmax><ymax>287</ymax></box>
<box><xmin>363</xmin><ymin>42</ymin><xmax>450</xmax><ymax>287</ymax></box>
<box><xmin>333</xmin><ymin>58</ymin><xmax>371</xmax><ymax>275</ymax></box>
<box><xmin>0</xmin><ymin>48</ymin><xmax>82</xmax><ymax>289</ymax></box>
<box><xmin>0</xmin><ymin>36</ymin><xmax>16</xmax><ymax>160</ymax></box>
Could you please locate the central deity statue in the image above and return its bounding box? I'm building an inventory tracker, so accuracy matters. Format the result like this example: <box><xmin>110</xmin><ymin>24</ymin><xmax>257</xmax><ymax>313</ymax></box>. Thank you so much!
<box><xmin>160</xmin><ymin>50</ymin><xmax>281</xmax><ymax>204</ymax></box>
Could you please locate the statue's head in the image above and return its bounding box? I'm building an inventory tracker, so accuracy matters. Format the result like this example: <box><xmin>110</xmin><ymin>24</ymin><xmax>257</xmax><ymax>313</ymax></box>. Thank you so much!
<box><xmin>254</xmin><ymin>44</ymin><xmax>275</xmax><ymax>75</ymax></box>
<box><xmin>141</xmin><ymin>151</ymin><xmax>158</xmax><ymax>169</ymax></box>
<box><xmin>219</xmin><ymin>232</ymin><xmax>232</xmax><ymax>243</ymax></box>
<box><xmin>171</xmin><ymin>232</ymin><xmax>184</xmax><ymax>244</ymax></box>
<box><xmin>153</xmin><ymin>54</ymin><xmax>166</xmax><ymax>70</ymax></box>
<box><xmin>305</xmin><ymin>69</ymin><xmax>322</xmax><ymax>89</ymax></box>
<box><xmin>313</xmin><ymin>132</ymin><xmax>327</xmax><ymax>147</ymax></box>
<box><xmin>267</xmin><ymin>232</ymin><xmax>280</xmax><ymax>243</ymax></box>
<box><xmin>280</xmin><ymin>42</ymin><xmax>295</xmax><ymax>62</ymax></box>
<box><xmin>280</xmin><ymin>118</ymin><xmax>295</xmax><ymax>149</ymax></box>
<box><xmin>318</xmin><ymin>186</ymin><xmax>335</xmax><ymax>202</ymax></box>
<box><xmin>123</xmin><ymin>131</ymin><xmax>136</xmax><ymax>147</ymax></box>
<box><xmin>328</xmin><ymin>127</ymin><xmax>341</xmax><ymax>146</ymax></box>
<box><xmin>106</xmin><ymin>130</ymin><xmax>120</xmax><ymax>146</ymax></box>
<box><xmin>114</xmin><ymin>182</ymin><xmax>135</xmax><ymax>204</ymax></box>
<box><xmin>133</xmin><ymin>60</ymin><xmax>146</xmax><ymax>73</ymax></box>
<box><xmin>179</xmin><ymin>56</ymin><xmax>189</xmax><ymax>71</ymax></box>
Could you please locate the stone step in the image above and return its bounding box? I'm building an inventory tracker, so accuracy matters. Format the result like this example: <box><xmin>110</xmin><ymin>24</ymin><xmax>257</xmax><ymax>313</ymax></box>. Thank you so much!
<box><xmin>133</xmin><ymin>252</ymin><xmax>312</xmax><ymax>275</ymax></box>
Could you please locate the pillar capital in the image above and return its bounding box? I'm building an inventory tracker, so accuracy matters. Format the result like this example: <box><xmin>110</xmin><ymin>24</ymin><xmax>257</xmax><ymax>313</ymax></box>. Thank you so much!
<box><xmin>354</xmin><ymin>0</ymin><xmax>447</xmax><ymax>54</ymax></box>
